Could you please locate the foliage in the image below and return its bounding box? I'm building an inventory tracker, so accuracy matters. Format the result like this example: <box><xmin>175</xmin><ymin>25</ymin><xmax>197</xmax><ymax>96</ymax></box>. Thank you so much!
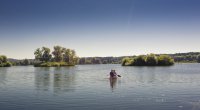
<box><xmin>122</xmin><ymin>54</ymin><xmax>174</xmax><ymax>66</ymax></box>
<box><xmin>197</xmin><ymin>55</ymin><xmax>200</xmax><ymax>63</ymax></box>
<box><xmin>52</xmin><ymin>46</ymin><xmax>64</xmax><ymax>62</ymax></box>
<box><xmin>122</xmin><ymin>57</ymin><xmax>133</xmax><ymax>66</ymax></box>
<box><xmin>42</xmin><ymin>47</ymin><xmax>52</xmax><ymax>62</ymax></box>
<box><xmin>34</xmin><ymin>47</ymin><xmax>52</xmax><ymax>62</ymax></box>
<box><xmin>146</xmin><ymin>54</ymin><xmax>158</xmax><ymax>66</ymax></box>
<box><xmin>34</xmin><ymin>62</ymin><xmax>74</xmax><ymax>67</ymax></box>
<box><xmin>0</xmin><ymin>55</ymin><xmax>12</xmax><ymax>67</ymax></box>
<box><xmin>34</xmin><ymin>46</ymin><xmax>78</xmax><ymax>67</ymax></box>
<box><xmin>133</xmin><ymin>55</ymin><xmax>146</xmax><ymax>66</ymax></box>
<box><xmin>158</xmin><ymin>55</ymin><xmax>174</xmax><ymax>66</ymax></box>
<box><xmin>171</xmin><ymin>52</ymin><xmax>200</xmax><ymax>63</ymax></box>
<box><xmin>34</xmin><ymin>48</ymin><xmax>42</xmax><ymax>61</ymax></box>
<box><xmin>78</xmin><ymin>57</ymin><xmax>123</xmax><ymax>64</ymax></box>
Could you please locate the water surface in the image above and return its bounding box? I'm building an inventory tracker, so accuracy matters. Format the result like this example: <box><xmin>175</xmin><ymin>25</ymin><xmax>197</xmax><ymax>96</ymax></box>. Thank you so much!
<box><xmin>0</xmin><ymin>64</ymin><xmax>200</xmax><ymax>110</ymax></box>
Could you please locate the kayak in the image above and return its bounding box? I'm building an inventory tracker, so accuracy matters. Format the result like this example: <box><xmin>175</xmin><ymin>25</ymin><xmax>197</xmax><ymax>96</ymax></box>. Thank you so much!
<box><xmin>110</xmin><ymin>76</ymin><xmax>118</xmax><ymax>79</ymax></box>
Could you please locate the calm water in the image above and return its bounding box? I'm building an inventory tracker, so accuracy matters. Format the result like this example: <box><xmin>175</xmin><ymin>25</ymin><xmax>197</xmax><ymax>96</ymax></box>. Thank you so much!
<box><xmin>0</xmin><ymin>64</ymin><xmax>200</xmax><ymax>110</ymax></box>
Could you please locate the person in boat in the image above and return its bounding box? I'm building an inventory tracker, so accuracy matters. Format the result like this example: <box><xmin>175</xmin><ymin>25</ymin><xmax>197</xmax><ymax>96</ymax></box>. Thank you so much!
<box><xmin>110</xmin><ymin>70</ymin><xmax>117</xmax><ymax>78</ymax></box>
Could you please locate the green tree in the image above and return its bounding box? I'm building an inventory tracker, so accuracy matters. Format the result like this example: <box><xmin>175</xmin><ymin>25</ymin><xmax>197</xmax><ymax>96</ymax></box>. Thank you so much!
<box><xmin>146</xmin><ymin>54</ymin><xmax>158</xmax><ymax>66</ymax></box>
<box><xmin>158</xmin><ymin>55</ymin><xmax>174</xmax><ymax>66</ymax></box>
<box><xmin>0</xmin><ymin>55</ymin><xmax>12</xmax><ymax>67</ymax></box>
<box><xmin>23</xmin><ymin>59</ymin><xmax>30</xmax><ymax>65</ymax></box>
<box><xmin>63</xmin><ymin>48</ymin><xmax>71</xmax><ymax>63</ymax></box>
<box><xmin>197</xmin><ymin>55</ymin><xmax>200</xmax><ymax>63</ymax></box>
<box><xmin>1</xmin><ymin>55</ymin><xmax>7</xmax><ymax>63</ymax></box>
<box><xmin>79</xmin><ymin>58</ymin><xmax>86</xmax><ymax>64</ymax></box>
<box><xmin>122</xmin><ymin>57</ymin><xmax>132</xmax><ymax>66</ymax></box>
<box><xmin>34</xmin><ymin>48</ymin><xmax>42</xmax><ymax>61</ymax></box>
<box><xmin>0</xmin><ymin>56</ymin><xmax>3</xmax><ymax>64</ymax></box>
<box><xmin>133</xmin><ymin>55</ymin><xmax>146</xmax><ymax>66</ymax></box>
<box><xmin>42</xmin><ymin>47</ymin><xmax>52</xmax><ymax>62</ymax></box>
<box><xmin>70</xmin><ymin>49</ymin><xmax>78</xmax><ymax>65</ymax></box>
<box><xmin>52</xmin><ymin>46</ymin><xmax>64</xmax><ymax>62</ymax></box>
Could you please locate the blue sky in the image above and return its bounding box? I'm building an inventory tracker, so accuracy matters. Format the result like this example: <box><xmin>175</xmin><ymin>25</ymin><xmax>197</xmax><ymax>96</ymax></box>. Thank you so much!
<box><xmin>0</xmin><ymin>0</ymin><xmax>200</xmax><ymax>59</ymax></box>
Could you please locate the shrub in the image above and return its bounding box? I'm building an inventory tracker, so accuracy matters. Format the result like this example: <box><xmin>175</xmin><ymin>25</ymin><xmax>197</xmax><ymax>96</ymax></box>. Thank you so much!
<box><xmin>158</xmin><ymin>55</ymin><xmax>174</xmax><ymax>66</ymax></box>
<box><xmin>146</xmin><ymin>54</ymin><xmax>158</xmax><ymax>66</ymax></box>
<box><xmin>122</xmin><ymin>54</ymin><xmax>174</xmax><ymax>66</ymax></box>
<box><xmin>122</xmin><ymin>57</ymin><xmax>133</xmax><ymax>66</ymax></box>
<box><xmin>133</xmin><ymin>55</ymin><xmax>146</xmax><ymax>66</ymax></box>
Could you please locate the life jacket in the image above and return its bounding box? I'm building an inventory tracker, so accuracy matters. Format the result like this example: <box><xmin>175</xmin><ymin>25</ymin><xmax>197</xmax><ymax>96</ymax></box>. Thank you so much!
<box><xmin>110</xmin><ymin>72</ymin><xmax>115</xmax><ymax>77</ymax></box>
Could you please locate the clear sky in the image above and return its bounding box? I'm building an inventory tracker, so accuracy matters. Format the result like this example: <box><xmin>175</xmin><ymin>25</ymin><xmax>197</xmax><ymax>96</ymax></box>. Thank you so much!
<box><xmin>0</xmin><ymin>0</ymin><xmax>200</xmax><ymax>59</ymax></box>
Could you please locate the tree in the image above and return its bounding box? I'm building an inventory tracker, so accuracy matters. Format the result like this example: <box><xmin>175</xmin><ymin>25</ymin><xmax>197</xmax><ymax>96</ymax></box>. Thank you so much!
<box><xmin>23</xmin><ymin>59</ymin><xmax>30</xmax><ymax>65</ymax></box>
<box><xmin>146</xmin><ymin>54</ymin><xmax>158</xmax><ymax>66</ymax></box>
<box><xmin>197</xmin><ymin>55</ymin><xmax>200</xmax><ymax>63</ymax></box>
<box><xmin>70</xmin><ymin>49</ymin><xmax>78</xmax><ymax>65</ymax></box>
<box><xmin>0</xmin><ymin>55</ymin><xmax>12</xmax><ymax>67</ymax></box>
<box><xmin>158</xmin><ymin>55</ymin><xmax>174</xmax><ymax>66</ymax></box>
<box><xmin>133</xmin><ymin>55</ymin><xmax>146</xmax><ymax>66</ymax></box>
<box><xmin>34</xmin><ymin>48</ymin><xmax>42</xmax><ymax>61</ymax></box>
<box><xmin>41</xmin><ymin>47</ymin><xmax>52</xmax><ymax>62</ymax></box>
<box><xmin>79</xmin><ymin>58</ymin><xmax>86</xmax><ymax>64</ymax></box>
<box><xmin>0</xmin><ymin>56</ymin><xmax>3</xmax><ymax>64</ymax></box>
<box><xmin>63</xmin><ymin>48</ymin><xmax>71</xmax><ymax>63</ymax></box>
<box><xmin>1</xmin><ymin>55</ymin><xmax>7</xmax><ymax>63</ymax></box>
<box><xmin>52</xmin><ymin>46</ymin><xmax>64</xmax><ymax>62</ymax></box>
<box><xmin>122</xmin><ymin>57</ymin><xmax>132</xmax><ymax>66</ymax></box>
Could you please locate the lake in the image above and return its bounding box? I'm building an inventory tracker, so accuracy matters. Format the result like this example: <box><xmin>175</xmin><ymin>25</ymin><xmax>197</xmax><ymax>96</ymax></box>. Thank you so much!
<box><xmin>0</xmin><ymin>64</ymin><xmax>200</xmax><ymax>110</ymax></box>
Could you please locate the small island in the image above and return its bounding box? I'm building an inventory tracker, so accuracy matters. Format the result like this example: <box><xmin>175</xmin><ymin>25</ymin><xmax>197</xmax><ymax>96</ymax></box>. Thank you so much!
<box><xmin>122</xmin><ymin>54</ymin><xmax>174</xmax><ymax>66</ymax></box>
<box><xmin>0</xmin><ymin>55</ymin><xmax>12</xmax><ymax>67</ymax></box>
<box><xmin>34</xmin><ymin>46</ymin><xmax>78</xmax><ymax>67</ymax></box>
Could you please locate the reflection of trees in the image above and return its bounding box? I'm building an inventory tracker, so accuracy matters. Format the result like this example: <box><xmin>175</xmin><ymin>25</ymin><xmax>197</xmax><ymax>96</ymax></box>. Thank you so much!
<box><xmin>34</xmin><ymin>67</ymin><xmax>76</xmax><ymax>94</ymax></box>
<box><xmin>34</xmin><ymin>67</ymin><xmax>51</xmax><ymax>91</ymax></box>
<box><xmin>134</xmin><ymin>67</ymin><xmax>171</xmax><ymax>83</ymax></box>
<box><xmin>0</xmin><ymin>68</ymin><xmax>8</xmax><ymax>85</ymax></box>
<box><xmin>124</xmin><ymin>66</ymin><xmax>171</xmax><ymax>83</ymax></box>
<box><xmin>53</xmin><ymin>67</ymin><xmax>76</xmax><ymax>94</ymax></box>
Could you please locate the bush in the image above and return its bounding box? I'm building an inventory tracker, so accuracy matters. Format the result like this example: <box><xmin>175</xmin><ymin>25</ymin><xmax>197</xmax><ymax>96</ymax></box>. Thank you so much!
<box><xmin>122</xmin><ymin>57</ymin><xmax>132</xmax><ymax>66</ymax></box>
<box><xmin>0</xmin><ymin>55</ymin><xmax>12</xmax><ymax>67</ymax></box>
<box><xmin>146</xmin><ymin>54</ymin><xmax>158</xmax><ymax>66</ymax></box>
<box><xmin>157</xmin><ymin>55</ymin><xmax>174</xmax><ymax>66</ymax></box>
<box><xmin>197</xmin><ymin>55</ymin><xmax>200</xmax><ymax>63</ymax></box>
<box><xmin>122</xmin><ymin>54</ymin><xmax>174</xmax><ymax>66</ymax></box>
<box><xmin>0</xmin><ymin>62</ymin><xmax>12</xmax><ymax>67</ymax></box>
<box><xmin>132</xmin><ymin>55</ymin><xmax>146</xmax><ymax>66</ymax></box>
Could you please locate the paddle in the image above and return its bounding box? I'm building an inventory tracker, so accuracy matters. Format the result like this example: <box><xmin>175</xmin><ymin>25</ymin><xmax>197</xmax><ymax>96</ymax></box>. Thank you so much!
<box><xmin>117</xmin><ymin>75</ymin><xmax>121</xmax><ymax>77</ymax></box>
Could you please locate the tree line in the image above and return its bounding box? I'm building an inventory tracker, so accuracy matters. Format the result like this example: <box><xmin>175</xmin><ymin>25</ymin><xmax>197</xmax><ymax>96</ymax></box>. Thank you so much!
<box><xmin>1</xmin><ymin>52</ymin><xmax>200</xmax><ymax>67</ymax></box>
<box><xmin>34</xmin><ymin>46</ymin><xmax>78</xmax><ymax>67</ymax></box>
<box><xmin>122</xmin><ymin>54</ymin><xmax>174</xmax><ymax>66</ymax></box>
<box><xmin>170</xmin><ymin>52</ymin><xmax>200</xmax><ymax>63</ymax></box>
<box><xmin>78</xmin><ymin>57</ymin><xmax>123</xmax><ymax>64</ymax></box>
<box><xmin>78</xmin><ymin>52</ymin><xmax>200</xmax><ymax>65</ymax></box>
<box><xmin>0</xmin><ymin>55</ymin><xmax>12</xmax><ymax>67</ymax></box>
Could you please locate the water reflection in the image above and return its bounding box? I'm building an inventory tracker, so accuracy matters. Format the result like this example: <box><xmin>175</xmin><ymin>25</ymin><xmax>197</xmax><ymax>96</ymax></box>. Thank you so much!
<box><xmin>109</xmin><ymin>78</ymin><xmax>117</xmax><ymax>91</ymax></box>
<box><xmin>0</xmin><ymin>68</ymin><xmax>7</xmax><ymax>85</ymax></box>
<box><xmin>34</xmin><ymin>67</ymin><xmax>76</xmax><ymax>94</ymax></box>
<box><xmin>53</xmin><ymin>67</ymin><xmax>76</xmax><ymax>94</ymax></box>
<box><xmin>34</xmin><ymin>67</ymin><xmax>51</xmax><ymax>91</ymax></box>
<box><xmin>132</xmin><ymin>67</ymin><xmax>172</xmax><ymax>84</ymax></box>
